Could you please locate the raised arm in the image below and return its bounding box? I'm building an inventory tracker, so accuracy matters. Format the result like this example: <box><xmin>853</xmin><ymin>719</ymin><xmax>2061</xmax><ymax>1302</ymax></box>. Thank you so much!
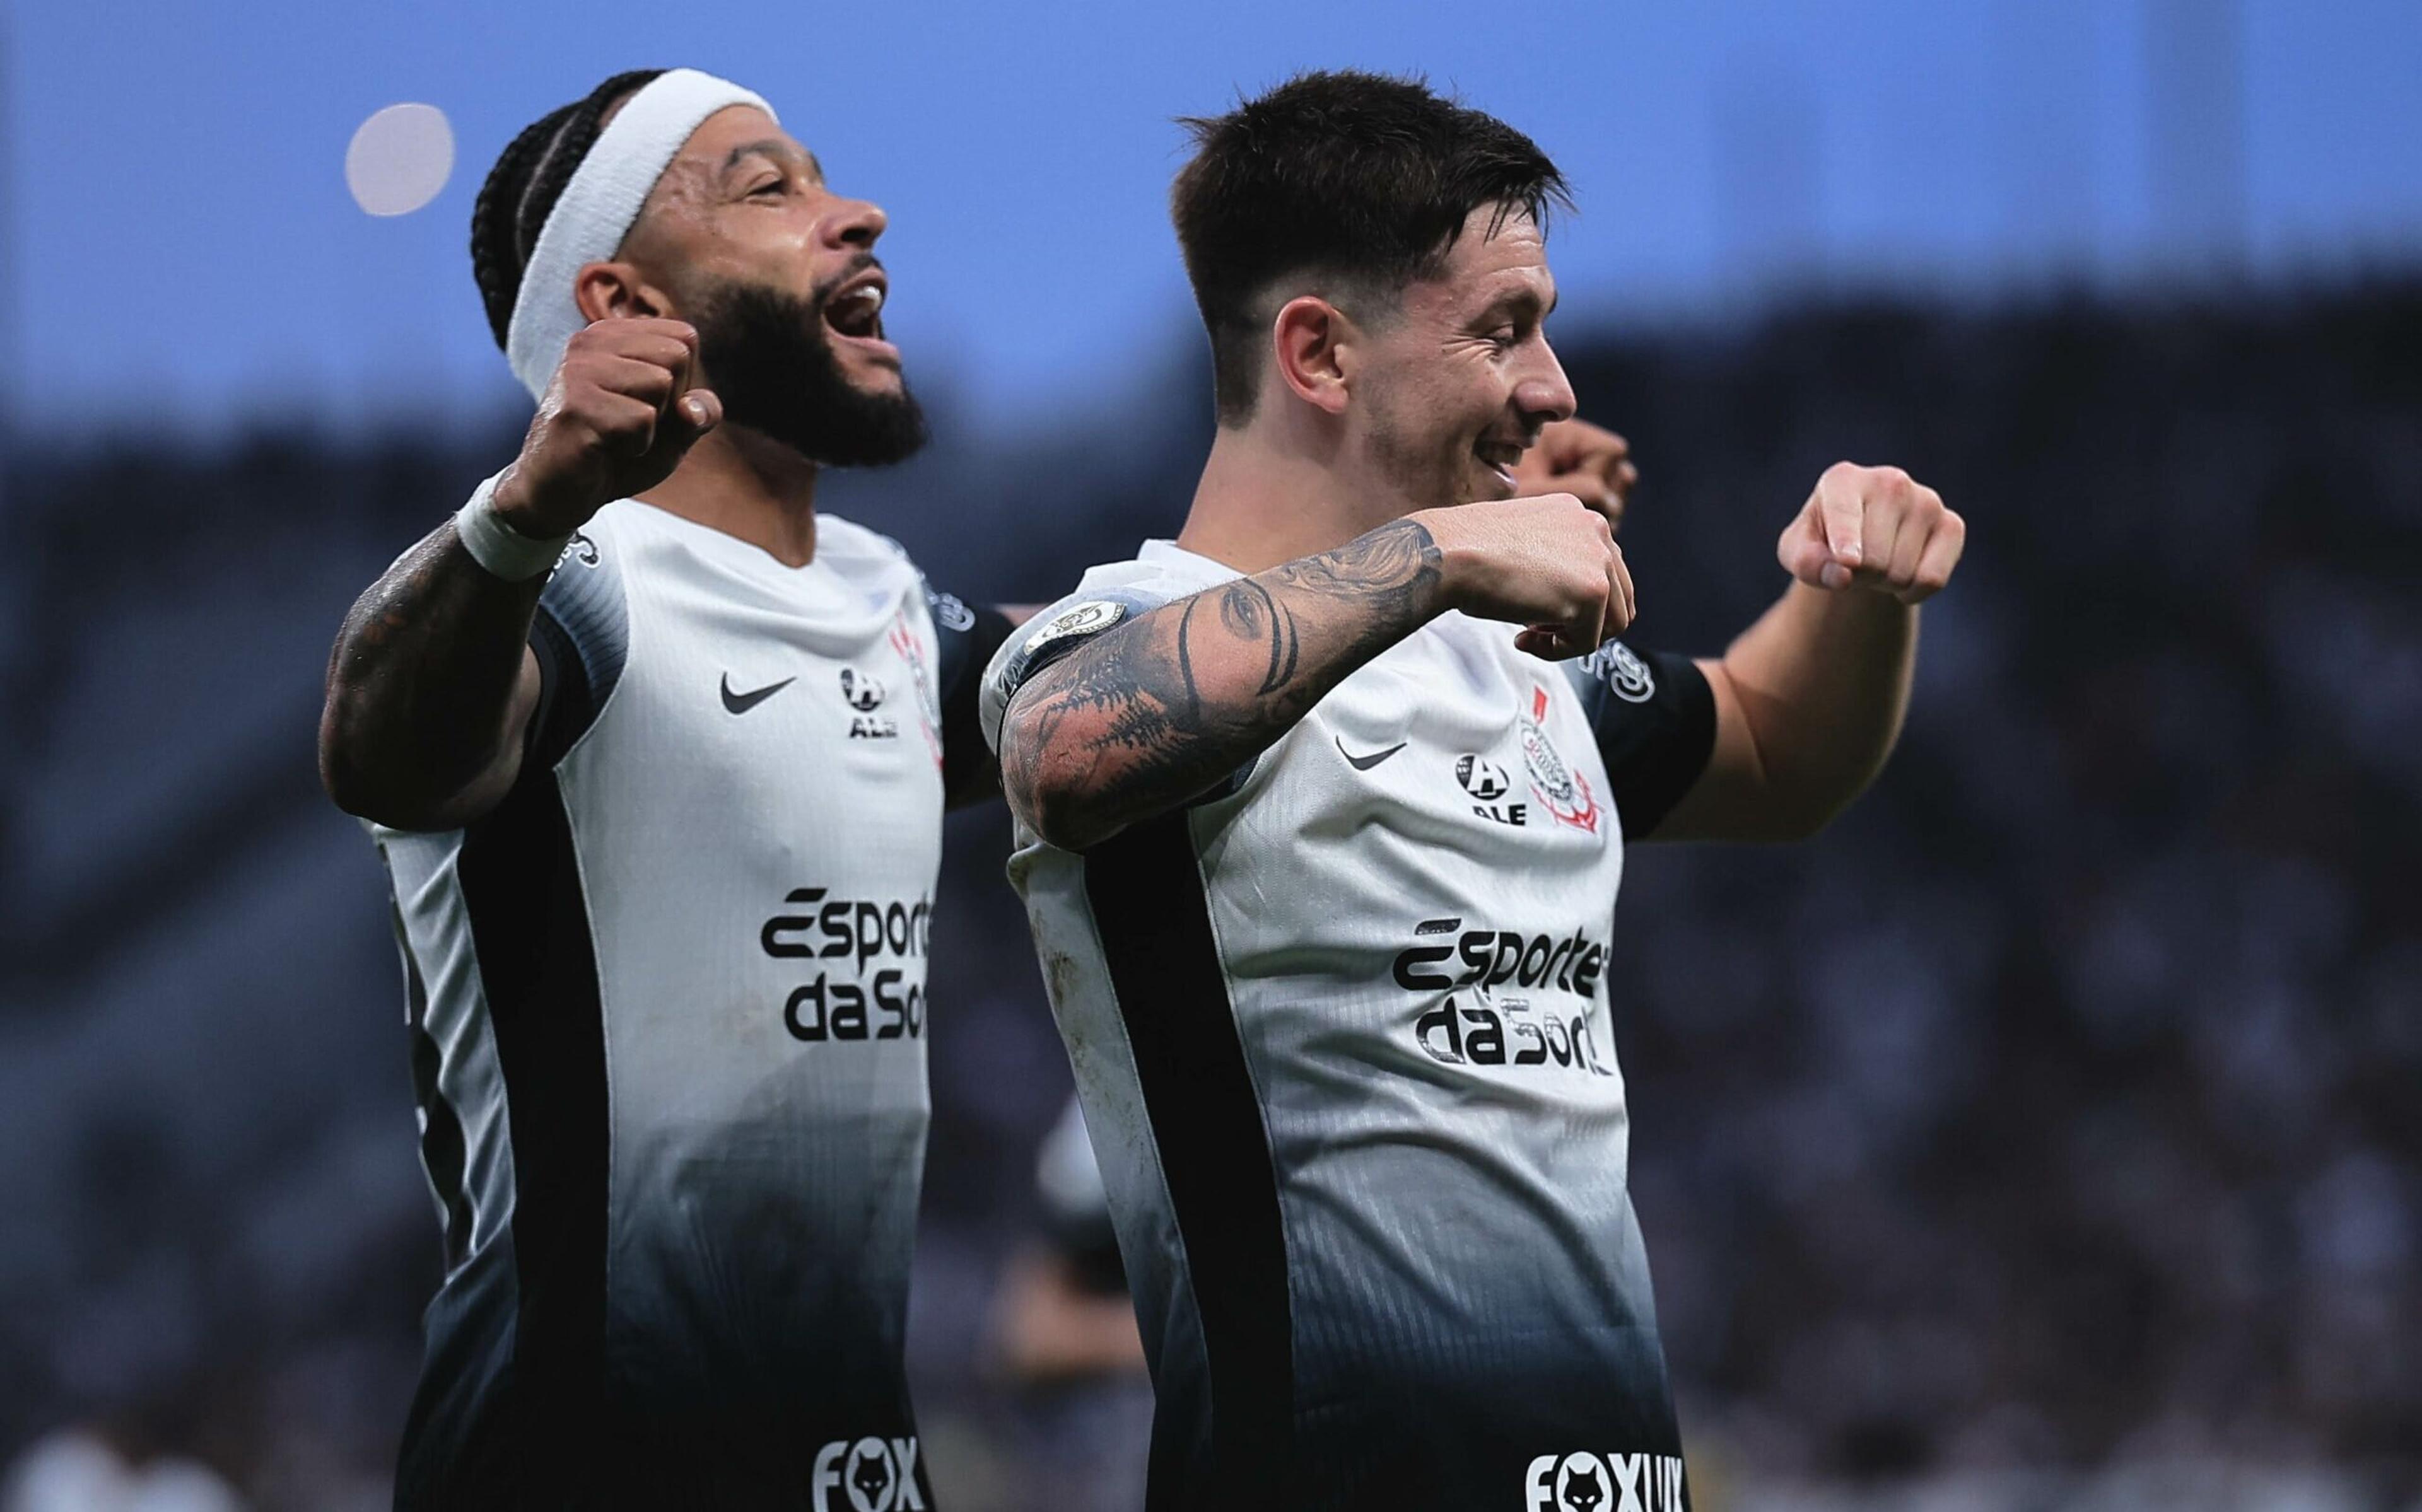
<box><xmin>319</xmin><ymin>318</ymin><xmax>717</xmax><ymax>830</ymax></box>
<box><xmin>995</xmin><ymin>492</ymin><xmax>1634</xmax><ymax>852</ymax></box>
<box><xmin>1651</xmin><ymin>462</ymin><xmax>1965</xmax><ymax>843</ymax></box>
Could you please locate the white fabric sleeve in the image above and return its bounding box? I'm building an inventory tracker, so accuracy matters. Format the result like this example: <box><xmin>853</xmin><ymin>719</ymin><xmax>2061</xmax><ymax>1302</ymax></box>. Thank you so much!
<box><xmin>977</xmin><ymin>586</ymin><xmax>1176</xmax><ymax>755</ymax></box>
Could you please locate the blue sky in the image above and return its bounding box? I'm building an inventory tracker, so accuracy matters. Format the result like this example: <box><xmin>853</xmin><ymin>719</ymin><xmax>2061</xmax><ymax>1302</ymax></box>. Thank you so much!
<box><xmin>11</xmin><ymin>0</ymin><xmax>2421</xmax><ymax>439</ymax></box>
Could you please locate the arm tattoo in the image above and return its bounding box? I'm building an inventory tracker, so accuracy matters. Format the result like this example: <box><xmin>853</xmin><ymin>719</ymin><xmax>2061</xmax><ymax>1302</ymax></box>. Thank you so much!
<box><xmin>320</xmin><ymin>521</ymin><xmax>547</xmax><ymax>822</ymax></box>
<box><xmin>1004</xmin><ymin>518</ymin><xmax>1444</xmax><ymax>846</ymax></box>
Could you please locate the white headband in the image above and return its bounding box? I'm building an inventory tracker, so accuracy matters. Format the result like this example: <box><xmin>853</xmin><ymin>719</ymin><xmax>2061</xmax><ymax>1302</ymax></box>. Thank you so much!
<box><xmin>504</xmin><ymin>68</ymin><xmax>776</xmax><ymax>398</ymax></box>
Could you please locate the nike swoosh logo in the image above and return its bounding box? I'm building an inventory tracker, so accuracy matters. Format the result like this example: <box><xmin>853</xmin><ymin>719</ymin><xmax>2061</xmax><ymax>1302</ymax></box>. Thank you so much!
<box><xmin>1337</xmin><ymin>737</ymin><xmax>1407</xmax><ymax>771</ymax></box>
<box><xmin>720</xmin><ymin>673</ymin><xmax>796</xmax><ymax>714</ymax></box>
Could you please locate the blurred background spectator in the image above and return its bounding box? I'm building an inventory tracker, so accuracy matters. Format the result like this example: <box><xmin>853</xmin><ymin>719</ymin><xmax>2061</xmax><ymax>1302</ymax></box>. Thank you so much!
<box><xmin>3</xmin><ymin>2</ymin><xmax>2419</xmax><ymax>1507</ymax></box>
<box><xmin>981</xmin><ymin>1099</ymin><xmax>1150</xmax><ymax>1512</ymax></box>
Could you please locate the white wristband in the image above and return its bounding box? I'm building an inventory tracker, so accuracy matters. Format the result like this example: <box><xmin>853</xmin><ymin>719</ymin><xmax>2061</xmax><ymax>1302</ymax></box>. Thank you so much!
<box><xmin>454</xmin><ymin>474</ymin><xmax>571</xmax><ymax>583</ymax></box>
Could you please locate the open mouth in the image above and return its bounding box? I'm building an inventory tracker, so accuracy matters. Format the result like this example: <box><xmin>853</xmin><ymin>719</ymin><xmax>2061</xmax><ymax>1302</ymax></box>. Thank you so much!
<box><xmin>821</xmin><ymin>269</ymin><xmax>895</xmax><ymax>358</ymax></box>
<box><xmin>1473</xmin><ymin>439</ymin><xmax>1526</xmax><ymax>493</ymax></box>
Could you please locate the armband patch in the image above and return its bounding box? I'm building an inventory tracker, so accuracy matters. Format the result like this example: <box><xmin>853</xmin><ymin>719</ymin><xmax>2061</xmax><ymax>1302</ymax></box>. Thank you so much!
<box><xmin>1580</xmin><ymin>641</ymin><xmax>1657</xmax><ymax>704</ymax></box>
<box><xmin>1023</xmin><ymin>600</ymin><xmax>1126</xmax><ymax>656</ymax></box>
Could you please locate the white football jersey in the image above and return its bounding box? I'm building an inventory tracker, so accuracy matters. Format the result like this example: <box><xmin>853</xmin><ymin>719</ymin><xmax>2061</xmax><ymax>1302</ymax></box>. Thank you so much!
<box><xmin>983</xmin><ymin>540</ymin><xmax>1714</xmax><ymax>1511</ymax></box>
<box><xmin>374</xmin><ymin>497</ymin><xmax>993</xmax><ymax>1509</ymax></box>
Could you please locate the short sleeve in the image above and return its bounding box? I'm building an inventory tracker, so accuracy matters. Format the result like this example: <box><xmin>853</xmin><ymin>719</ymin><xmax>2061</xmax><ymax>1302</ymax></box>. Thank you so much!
<box><xmin>978</xmin><ymin>586</ymin><xmax>1177</xmax><ymax>755</ymax></box>
<box><xmin>1564</xmin><ymin>642</ymin><xmax>1716</xmax><ymax>840</ymax></box>
<box><xmin>924</xmin><ymin>581</ymin><xmax>1015</xmax><ymax>796</ymax></box>
<box><xmin>523</xmin><ymin>528</ymin><xmax>629</xmax><ymax>774</ymax></box>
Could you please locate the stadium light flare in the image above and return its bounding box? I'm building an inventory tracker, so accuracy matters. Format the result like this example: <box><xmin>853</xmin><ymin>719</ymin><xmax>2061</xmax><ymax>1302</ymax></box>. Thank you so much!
<box><xmin>346</xmin><ymin>103</ymin><xmax>454</xmax><ymax>217</ymax></box>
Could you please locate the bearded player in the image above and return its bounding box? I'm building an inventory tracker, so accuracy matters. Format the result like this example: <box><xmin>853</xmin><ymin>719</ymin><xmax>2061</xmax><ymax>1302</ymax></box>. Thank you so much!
<box><xmin>981</xmin><ymin>73</ymin><xmax>1965</xmax><ymax>1509</ymax></box>
<box><xmin>320</xmin><ymin>70</ymin><xmax>1013</xmax><ymax>1508</ymax></box>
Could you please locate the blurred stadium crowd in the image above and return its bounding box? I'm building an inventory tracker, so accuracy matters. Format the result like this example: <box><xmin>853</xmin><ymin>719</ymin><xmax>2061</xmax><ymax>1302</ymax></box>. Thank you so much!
<box><xmin>0</xmin><ymin>281</ymin><xmax>2416</xmax><ymax>1509</ymax></box>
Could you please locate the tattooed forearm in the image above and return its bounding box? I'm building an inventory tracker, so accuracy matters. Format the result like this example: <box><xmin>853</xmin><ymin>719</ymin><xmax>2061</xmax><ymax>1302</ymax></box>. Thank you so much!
<box><xmin>1002</xmin><ymin>518</ymin><xmax>1445</xmax><ymax>850</ymax></box>
<box><xmin>319</xmin><ymin>521</ymin><xmax>547</xmax><ymax>828</ymax></box>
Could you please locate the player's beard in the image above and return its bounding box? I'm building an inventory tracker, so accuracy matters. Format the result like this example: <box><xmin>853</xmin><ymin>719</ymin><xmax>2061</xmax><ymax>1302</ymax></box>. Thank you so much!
<box><xmin>687</xmin><ymin>276</ymin><xmax>928</xmax><ymax>468</ymax></box>
<box><xmin>1362</xmin><ymin>382</ymin><xmax>1499</xmax><ymax>511</ymax></box>
<box><xmin>1367</xmin><ymin>419</ymin><xmax>1482</xmax><ymax>512</ymax></box>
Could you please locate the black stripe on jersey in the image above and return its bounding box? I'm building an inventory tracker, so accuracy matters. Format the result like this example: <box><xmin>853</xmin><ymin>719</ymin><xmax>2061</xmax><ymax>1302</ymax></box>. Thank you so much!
<box><xmin>393</xmin><ymin>1231</ymin><xmax>518</xmax><ymax>1507</ymax></box>
<box><xmin>393</xmin><ymin>892</ymin><xmax>472</xmax><ymax>1274</ymax></box>
<box><xmin>525</xmin><ymin>531</ymin><xmax>629</xmax><ymax>769</ymax></box>
<box><xmin>938</xmin><ymin>604</ymin><xmax>1014</xmax><ymax>801</ymax></box>
<box><xmin>1083</xmin><ymin>808</ymin><xmax>1294</xmax><ymax>1509</ymax></box>
<box><xmin>444</xmin><ymin>772</ymin><xmax>612</xmax><ymax>1502</ymax></box>
<box><xmin>526</xmin><ymin>607</ymin><xmax>604</xmax><ymax>772</ymax></box>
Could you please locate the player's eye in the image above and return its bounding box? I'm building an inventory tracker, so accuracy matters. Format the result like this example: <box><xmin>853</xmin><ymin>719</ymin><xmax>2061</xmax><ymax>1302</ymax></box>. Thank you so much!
<box><xmin>746</xmin><ymin>176</ymin><xmax>786</xmax><ymax>198</ymax></box>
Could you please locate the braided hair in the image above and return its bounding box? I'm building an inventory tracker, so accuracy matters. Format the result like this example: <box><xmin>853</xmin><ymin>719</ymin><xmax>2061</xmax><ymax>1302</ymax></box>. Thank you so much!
<box><xmin>469</xmin><ymin>69</ymin><xmax>666</xmax><ymax>350</ymax></box>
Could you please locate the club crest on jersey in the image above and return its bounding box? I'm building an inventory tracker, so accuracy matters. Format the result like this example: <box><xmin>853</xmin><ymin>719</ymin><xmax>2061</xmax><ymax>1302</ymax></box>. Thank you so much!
<box><xmin>1581</xmin><ymin>641</ymin><xmax>1656</xmax><ymax>703</ymax></box>
<box><xmin>1519</xmin><ymin>684</ymin><xmax>1601</xmax><ymax>834</ymax></box>
<box><xmin>1524</xmin><ymin>1451</ymin><xmax>1686</xmax><ymax>1512</ymax></box>
<box><xmin>810</xmin><ymin>1436</ymin><xmax>924</xmax><ymax>1512</ymax></box>
<box><xmin>888</xmin><ymin>617</ymin><xmax>945</xmax><ymax>768</ymax></box>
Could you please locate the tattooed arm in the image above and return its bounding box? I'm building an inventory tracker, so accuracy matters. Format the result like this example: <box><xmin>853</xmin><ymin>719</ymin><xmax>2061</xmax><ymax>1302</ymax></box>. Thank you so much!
<box><xmin>319</xmin><ymin>528</ymin><xmax>552</xmax><ymax>830</ymax></box>
<box><xmin>319</xmin><ymin>317</ymin><xmax>717</xmax><ymax>829</ymax></box>
<box><xmin>997</xmin><ymin>491</ymin><xmax>1635</xmax><ymax>852</ymax></box>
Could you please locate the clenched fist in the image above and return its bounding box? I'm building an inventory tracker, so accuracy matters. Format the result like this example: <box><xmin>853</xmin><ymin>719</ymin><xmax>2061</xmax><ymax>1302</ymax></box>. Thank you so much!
<box><xmin>1413</xmin><ymin>491</ymin><xmax>1635</xmax><ymax>660</ymax></box>
<box><xmin>1511</xmin><ymin>417</ymin><xmax>1637</xmax><ymax>526</ymax></box>
<box><xmin>1780</xmin><ymin>463</ymin><xmax>1965</xmax><ymax>604</ymax></box>
<box><xmin>491</xmin><ymin>317</ymin><xmax>723</xmax><ymax>538</ymax></box>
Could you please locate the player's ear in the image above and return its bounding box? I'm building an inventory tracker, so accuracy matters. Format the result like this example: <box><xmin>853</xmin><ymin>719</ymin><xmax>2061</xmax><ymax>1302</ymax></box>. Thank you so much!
<box><xmin>572</xmin><ymin>262</ymin><xmax>672</xmax><ymax>323</ymax></box>
<box><xmin>1271</xmin><ymin>296</ymin><xmax>1353</xmax><ymax>417</ymax></box>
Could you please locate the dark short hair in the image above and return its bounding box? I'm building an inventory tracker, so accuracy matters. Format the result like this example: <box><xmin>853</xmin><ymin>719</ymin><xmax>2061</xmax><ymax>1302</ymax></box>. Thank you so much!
<box><xmin>1171</xmin><ymin>70</ymin><xmax>1572</xmax><ymax>424</ymax></box>
<box><xmin>469</xmin><ymin>69</ymin><xmax>665</xmax><ymax>349</ymax></box>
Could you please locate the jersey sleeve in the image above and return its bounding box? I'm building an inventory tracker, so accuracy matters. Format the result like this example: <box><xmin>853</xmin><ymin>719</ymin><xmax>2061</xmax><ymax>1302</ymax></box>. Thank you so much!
<box><xmin>924</xmin><ymin>581</ymin><xmax>1016</xmax><ymax>796</ymax></box>
<box><xmin>1564</xmin><ymin>642</ymin><xmax>1716</xmax><ymax>840</ymax></box>
<box><xmin>978</xmin><ymin>586</ymin><xmax>1179</xmax><ymax>755</ymax></box>
<box><xmin>522</xmin><ymin>530</ymin><xmax>629</xmax><ymax>775</ymax></box>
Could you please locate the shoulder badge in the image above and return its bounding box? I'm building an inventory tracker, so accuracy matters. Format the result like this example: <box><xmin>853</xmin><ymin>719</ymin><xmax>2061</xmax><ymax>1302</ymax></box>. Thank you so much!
<box><xmin>1022</xmin><ymin>599</ymin><xmax>1127</xmax><ymax>657</ymax></box>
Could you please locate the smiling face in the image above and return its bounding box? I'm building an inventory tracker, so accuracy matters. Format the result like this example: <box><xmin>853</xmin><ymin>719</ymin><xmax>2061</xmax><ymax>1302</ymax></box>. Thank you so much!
<box><xmin>628</xmin><ymin>105</ymin><xmax>898</xmax><ymax>383</ymax></box>
<box><xmin>616</xmin><ymin>104</ymin><xmax>925</xmax><ymax>465</ymax></box>
<box><xmin>1347</xmin><ymin>206</ymin><xmax>1576</xmax><ymax>511</ymax></box>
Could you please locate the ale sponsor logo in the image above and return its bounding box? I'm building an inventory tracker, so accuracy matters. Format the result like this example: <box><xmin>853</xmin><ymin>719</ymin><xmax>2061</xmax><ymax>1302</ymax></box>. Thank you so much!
<box><xmin>840</xmin><ymin>666</ymin><xmax>887</xmax><ymax>712</ymax></box>
<box><xmin>1523</xmin><ymin>1451</ymin><xmax>1686</xmax><ymax>1512</ymax></box>
<box><xmin>841</xmin><ymin>665</ymin><xmax>899</xmax><ymax>740</ymax></box>
<box><xmin>810</xmin><ymin>1436</ymin><xmax>925</xmax><ymax>1512</ymax></box>
<box><xmin>1455</xmin><ymin>752</ymin><xmax>1526</xmax><ymax>826</ymax></box>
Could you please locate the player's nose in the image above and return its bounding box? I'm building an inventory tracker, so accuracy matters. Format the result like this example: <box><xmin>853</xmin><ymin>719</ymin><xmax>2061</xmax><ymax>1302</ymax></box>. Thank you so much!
<box><xmin>824</xmin><ymin>194</ymin><xmax>888</xmax><ymax>250</ymax></box>
<box><xmin>1512</xmin><ymin>340</ymin><xmax>1576</xmax><ymax>426</ymax></box>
